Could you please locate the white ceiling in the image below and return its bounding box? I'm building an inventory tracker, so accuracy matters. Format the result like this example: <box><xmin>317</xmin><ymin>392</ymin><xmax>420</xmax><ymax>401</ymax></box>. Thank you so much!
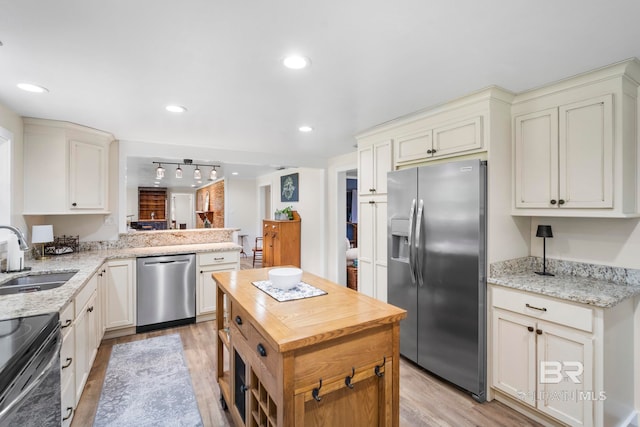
<box><xmin>2</xmin><ymin>0</ymin><xmax>640</xmax><ymax>178</ymax></box>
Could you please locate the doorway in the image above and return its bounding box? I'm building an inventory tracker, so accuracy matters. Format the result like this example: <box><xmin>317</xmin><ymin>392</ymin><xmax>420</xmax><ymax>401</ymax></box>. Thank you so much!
<box><xmin>171</xmin><ymin>193</ymin><xmax>194</xmax><ymax>229</ymax></box>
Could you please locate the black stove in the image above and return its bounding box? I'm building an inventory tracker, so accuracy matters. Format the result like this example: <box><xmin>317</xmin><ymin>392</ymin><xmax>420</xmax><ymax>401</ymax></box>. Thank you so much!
<box><xmin>0</xmin><ymin>313</ymin><xmax>59</xmax><ymax>394</ymax></box>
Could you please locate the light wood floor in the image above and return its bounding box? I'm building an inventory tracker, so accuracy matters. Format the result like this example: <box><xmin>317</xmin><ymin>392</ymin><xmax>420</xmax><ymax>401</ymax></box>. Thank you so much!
<box><xmin>73</xmin><ymin>321</ymin><xmax>541</xmax><ymax>427</ymax></box>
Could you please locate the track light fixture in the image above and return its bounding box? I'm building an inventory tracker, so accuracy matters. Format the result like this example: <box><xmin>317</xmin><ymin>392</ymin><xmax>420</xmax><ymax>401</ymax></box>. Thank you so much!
<box><xmin>155</xmin><ymin>163</ymin><xmax>165</xmax><ymax>180</ymax></box>
<box><xmin>152</xmin><ymin>159</ymin><xmax>220</xmax><ymax>181</ymax></box>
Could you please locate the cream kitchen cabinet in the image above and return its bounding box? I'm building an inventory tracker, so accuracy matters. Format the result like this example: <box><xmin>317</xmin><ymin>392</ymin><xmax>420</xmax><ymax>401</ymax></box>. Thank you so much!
<box><xmin>103</xmin><ymin>258</ymin><xmax>136</xmax><ymax>331</ymax></box>
<box><xmin>59</xmin><ymin>302</ymin><xmax>75</xmax><ymax>427</ymax></box>
<box><xmin>513</xmin><ymin>95</ymin><xmax>613</xmax><ymax>212</ymax></box>
<box><xmin>358</xmin><ymin>197</ymin><xmax>387</xmax><ymax>302</ymax></box>
<box><xmin>23</xmin><ymin>118</ymin><xmax>113</xmax><ymax>215</ymax></box>
<box><xmin>394</xmin><ymin>115</ymin><xmax>484</xmax><ymax>165</ymax></box>
<box><xmin>74</xmin><ymin>272</ymin><xmax>99</xmax><ymax>404</ymax></box>
<box><xmin>511</xmin><ymin>59</ymin><xmax>640</xmax><ymax>217</ymax></box>
<box><xmin>358</xmin><ymin>139</ymin><xmax>392</xmax><ymax>196</ymax></box>
<box><xmin>490</xmin><ymin>284</ymin><xmax>636</xmax><ymax>427</ymax></box>
<box><xmin>196</xmin><ymin>250</ymin><xmax>239</xmax><ymax>321</ymax></box>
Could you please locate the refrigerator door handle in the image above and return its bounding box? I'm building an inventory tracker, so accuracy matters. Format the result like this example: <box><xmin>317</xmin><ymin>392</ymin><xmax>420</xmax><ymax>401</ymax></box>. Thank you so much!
<box><xmin>415</xmin><ymin>199</ymin><xmax>424</xmax><ymax>286</ymax></box>
<box><xmin>408</xmin><ymin>199</ymin><xmax>417</xmax><ymax>284</ymax></box>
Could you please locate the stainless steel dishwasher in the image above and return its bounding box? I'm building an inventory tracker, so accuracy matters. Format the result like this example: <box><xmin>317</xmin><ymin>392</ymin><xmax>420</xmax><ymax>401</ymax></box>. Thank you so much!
<box><xmin>136</xmin><ymin>253</ymin><xmax>196</xmax><ymax>332</ymax></box>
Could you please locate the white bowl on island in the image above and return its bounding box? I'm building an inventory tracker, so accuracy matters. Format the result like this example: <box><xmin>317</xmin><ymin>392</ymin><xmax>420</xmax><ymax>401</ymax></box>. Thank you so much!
<box><xmin>268</xmin><ymin>268</ymin><xmax>303</xmax><ymax>290</ymax></box>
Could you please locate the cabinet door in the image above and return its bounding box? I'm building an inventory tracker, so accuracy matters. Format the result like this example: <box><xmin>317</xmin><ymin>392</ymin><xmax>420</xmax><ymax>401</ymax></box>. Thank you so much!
<box><xmin>358</xmin><ymin>200</ymin><xmax>375</xmax><ymax>298</ymax></box>
<box><xmin>262</xmin><ymin>222</ymin><xmax>275</xmax><ymax>267</ymax></box>
<box><xmin>558</xmin><ymin>94</ymin><xmax>613</xmax><ymax>209</ymax></box>
<box><xmin>358</xmin><ymin>140</ymin><xmax>392</xmax><ymax>196</ymax></box>
<box><xmin>105</xmin><ymin>259</ymin><xmax>135</xmax><ymax>329</ymax></box>
<box><xmin>394</xmin><ymin>128</ymin><xmax>433</xmax><ymax>164</ymax></box>
<box><xmin>74</xmin><ymin>301</ymin><xmax>89</xmax><ymax>403</ymax></box>
<box><xmin>358</xmin><ymin>145</ymin><xmax>375</xmax><ymax>196</ymax></box>
<box><xmin>536</xmin><ymin>322</ymin><xmax>594</xmax><ymax>427</ymax></box>
<box><xmin>373</xmin><ymin>141</ymin><xmax>392</xmax><ymax>195</ymax></box>
<box><xmin>69</xmin><ymin>139</ymin><xmax>107</xmax><ymax>210</ymax></box>
<box><xmin>358</xmin><ymin>198</ymin><xmax>387</xmax><ymax>301</ymax></box>
<box><xmin>514</xmin><ymin>108</ymin><xmax>559</xmax><ymax>208</ymax></box>
<box><xmin>492</xmin><ymin>309</ymin><xmax>536</xmax><ymax>407</ymax></box>
<box><xmin>374</xmin><ymin>199</ymin><xmax>387</xmax><ymax>302</ymax></box>
<box><xmin>432</xmin><ymin>115</ymin><xmax>483</xmax><ymax>158</ymax></box>
<box><xmin>86</xmin><ymin>291</ymin><xmax>99</xmax><ymax>367</ymax></box>
<box><xmin>23</xmin><ymin>126</ymin><xmax>67</xmax><ymax>213</ymax></box>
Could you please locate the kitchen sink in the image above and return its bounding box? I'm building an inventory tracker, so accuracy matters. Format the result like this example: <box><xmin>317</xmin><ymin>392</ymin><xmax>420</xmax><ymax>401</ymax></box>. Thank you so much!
<box><xmin>0</xmin><ymin>271</ymin><xmax>78</xmax><ymax>295</ymax></box>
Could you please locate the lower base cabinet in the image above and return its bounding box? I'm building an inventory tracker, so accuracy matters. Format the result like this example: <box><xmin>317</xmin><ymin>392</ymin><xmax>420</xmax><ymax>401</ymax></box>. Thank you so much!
<box><xmin>490</xmin><ymin>284</ymin><xmax>636</xmax><ymax>427</ymax></box>
<box><xmin>197</xmin><ymin>251</ymin><xmax>239</xmax><ymax>320</ymax></box>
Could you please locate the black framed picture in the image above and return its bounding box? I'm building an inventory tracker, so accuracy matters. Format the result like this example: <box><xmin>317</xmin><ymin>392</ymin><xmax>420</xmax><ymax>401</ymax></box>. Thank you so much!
<box><xmin>280</xmin><ymin>173</ymin><xmax>299</xmax><ymax>202</ymax></box>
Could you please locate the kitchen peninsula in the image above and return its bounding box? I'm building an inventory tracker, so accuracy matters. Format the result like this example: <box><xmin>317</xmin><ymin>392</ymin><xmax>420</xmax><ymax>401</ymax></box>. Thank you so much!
<box><xmin>214</xmin><ymin>268</ymin><xmax>406</xmax><ymax>427</ymax></box>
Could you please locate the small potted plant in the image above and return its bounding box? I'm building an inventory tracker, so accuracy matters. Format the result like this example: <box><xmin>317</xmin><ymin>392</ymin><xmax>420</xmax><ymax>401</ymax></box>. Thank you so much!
<box><xmin>274</xmin><ymin>206</ymin><xmax>294</xmax><ymax>220</ymax></box>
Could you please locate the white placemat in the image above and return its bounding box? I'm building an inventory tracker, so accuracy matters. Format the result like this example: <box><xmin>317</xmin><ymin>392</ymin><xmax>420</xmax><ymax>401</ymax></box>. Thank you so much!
<box><xmin>252</xmin><ymin>280</ymin><xmax>327</xmax><ymax>302</ymax></box>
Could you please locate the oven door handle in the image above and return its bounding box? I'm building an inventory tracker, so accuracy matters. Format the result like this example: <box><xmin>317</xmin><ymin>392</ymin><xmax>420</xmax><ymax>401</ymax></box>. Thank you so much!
<box><xmin>0</xmin><ymin>331</ymin><xmax>62</xmax><ymax>422</ymax></box>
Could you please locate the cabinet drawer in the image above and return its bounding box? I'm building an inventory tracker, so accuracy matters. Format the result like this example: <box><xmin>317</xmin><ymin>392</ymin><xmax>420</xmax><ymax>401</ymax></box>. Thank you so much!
<box><xmin>60</xmin><ymin>302</ymin><xmax>75</xmax><ymax>339</ymax></box>
<box><xmin>198</xmin><ymin>251</ymin><xmax>239</xmax><ymax>266</ymax></box>
<box><xmin>230</xmin><ymin>303</ymin><xmax>250</xmax><ymax>339</ymax></box>
<box><xmin>248</xmin><ymin>323</ymin><xmax>279</xmax><ymax>376</ymax></box>
<box><xmin>491</xmin><ymin>286</ymin><xmax>593</xmax><ymax>333</ymax></box>
<box><xmin>293</xmin><ymin>325</ymin><xmax>393</xmax><ymax>390</ymax></box>
<box><xmin>74</xmin><ymin>274</ymin><xmax>98</xmax><ymax>318</ymax></box>
<box><xmin>60</xmin><ymin>329</ymin><xmax>75</xmax><ymax>388</ymax></box>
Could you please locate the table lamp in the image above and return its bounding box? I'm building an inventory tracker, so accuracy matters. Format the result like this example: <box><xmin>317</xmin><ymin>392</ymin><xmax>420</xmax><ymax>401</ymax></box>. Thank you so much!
<box><xmin>32</xmin><ymin>225</ymin><xmax>54</xmax><ymax>260</ymax></box>
<box><xmin>535</xmin><ymin>225</ymin><xmax>554</xmax><ymax>276</ymax></box>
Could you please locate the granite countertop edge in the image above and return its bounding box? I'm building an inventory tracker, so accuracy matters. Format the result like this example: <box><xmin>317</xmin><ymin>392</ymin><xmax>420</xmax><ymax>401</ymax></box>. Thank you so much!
<box><xmin>0</xmin><ymin>242</ymin><xmax>241</xmax><ymax>320</ymax></box>
<box><xmin>488</xmin><ymin>273</ymin><xmax>640</xmax><ymax>309</ymax></box>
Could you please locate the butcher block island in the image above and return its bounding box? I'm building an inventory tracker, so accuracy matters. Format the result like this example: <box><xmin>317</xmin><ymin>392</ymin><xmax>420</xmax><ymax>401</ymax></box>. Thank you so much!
<box><xmin>213</xmin><ymin>268</ymin><xmax>407</xmax><ymax>427</ymax></box>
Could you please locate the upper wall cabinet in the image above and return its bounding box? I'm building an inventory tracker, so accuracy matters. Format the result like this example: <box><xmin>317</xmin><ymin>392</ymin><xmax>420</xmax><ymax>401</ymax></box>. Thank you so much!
<box><xmin>512</xmin><ymin>59</ymin><xmax>640</xmax><ymax>217</ymax></box>
<box><xmin>23</xmin><ymin>118</ymin><xmax>114</xmax><ymax>215</ymax></box>
<box><xmin>395</xmin><ymin>115</ymin><xmax>484</xmax><ymax>165</ymax></box>
<box><xmin>358</xmin><ymin>139</ymin><xmax>392</xmax><ymax>196</ymax></box>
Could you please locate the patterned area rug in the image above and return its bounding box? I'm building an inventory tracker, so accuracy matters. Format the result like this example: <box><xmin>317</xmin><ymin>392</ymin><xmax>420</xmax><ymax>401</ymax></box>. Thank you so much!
<box><xmin>94</xmin><ymin>334</ymin><xmax>203</xmax><ymax>427</ymax></box>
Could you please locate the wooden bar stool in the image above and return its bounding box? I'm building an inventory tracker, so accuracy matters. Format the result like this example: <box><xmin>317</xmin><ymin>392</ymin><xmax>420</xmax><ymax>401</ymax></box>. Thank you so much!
<box><xmin>253</xmin><ymin>237</ymin><xmax>263</xmax><ymax>267</ymax></box>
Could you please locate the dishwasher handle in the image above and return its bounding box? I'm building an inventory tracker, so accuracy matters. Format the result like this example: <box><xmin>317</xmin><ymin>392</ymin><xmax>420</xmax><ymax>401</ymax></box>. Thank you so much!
<box><xmin>142</xmin><ymin>259</ymin><xmax>191</xmax><ymax>266</ymax></box>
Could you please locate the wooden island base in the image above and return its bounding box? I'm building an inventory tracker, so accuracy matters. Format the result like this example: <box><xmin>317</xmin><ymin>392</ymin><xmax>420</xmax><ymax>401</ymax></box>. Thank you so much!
<box><xmin>213</xmin><ymin>268</ymin><xmax>406</xmax><ymax>427</ymax></box>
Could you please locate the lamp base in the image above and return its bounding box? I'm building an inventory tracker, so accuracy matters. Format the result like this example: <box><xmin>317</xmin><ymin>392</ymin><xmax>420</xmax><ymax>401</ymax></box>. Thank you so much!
<box><xmin>535</xmin><ymin>271</ymin><xmax>555</xmax><ymax>276</ymax></box>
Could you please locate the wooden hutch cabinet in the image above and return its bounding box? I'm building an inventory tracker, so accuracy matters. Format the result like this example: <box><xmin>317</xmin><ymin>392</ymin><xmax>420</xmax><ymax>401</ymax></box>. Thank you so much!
<box><xmin>262</xmin><ymin>212</ymin><xmax>301</xmax><ymax>268</ymax></box>
<box><xmin>138</xmin><ymin>187</ymin><xmax>167</xmax><ymax>230</ymax></box>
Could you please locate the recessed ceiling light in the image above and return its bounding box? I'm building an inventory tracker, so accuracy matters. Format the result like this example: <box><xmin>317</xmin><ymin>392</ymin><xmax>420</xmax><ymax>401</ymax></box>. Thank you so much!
<box><xmin>299</xmin><ymin>126</ymin><xmax>313</xmax><ymax>132</ymax></box>
<box><xmin>166</xmin><ymin>105</ymin><xmax>187</xmax><ymax>113</ymax></box>
<box><xmin>154</xmin><ymin>181</ymin><xmax>160</xmax><ymax>185</ymax></box>
<box><xmin>283</xmin><ymin>55</ymin><xmax>310</xmax><ymax>70</ymax></box>
<box><xmin>17</xmin><ymin>83</ymin><xmax>49</xmax><ymax>93</ymax></box>
<box><xmin>231</xmin><ymin>172</ymin><xmax>239</xmax><ymax>176</ymax></box>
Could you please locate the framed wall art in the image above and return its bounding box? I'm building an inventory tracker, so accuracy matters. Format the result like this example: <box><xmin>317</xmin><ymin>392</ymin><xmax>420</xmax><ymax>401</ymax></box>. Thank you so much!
<box><xmin>280</xmin><ymin>172</ymin><xmax>299</xmax><ymax>202</ymax></box>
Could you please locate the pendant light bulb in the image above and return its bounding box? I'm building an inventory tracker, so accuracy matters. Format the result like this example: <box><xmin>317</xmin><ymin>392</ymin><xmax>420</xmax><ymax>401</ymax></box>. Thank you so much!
<box><xmin>193</xmin><ymin>166</ymin><xmax>202</xmax><ymax>180</ymax></box>
<box><xmin>209</xmin><ymin>167</ymin><xmax>217</xmax><ymax>181</ymax></box>
<box><xmin>155</xmin><ymin>164</ymin><xmax>165</xmax><ymax>179</ymax></box>
<box><xmin>175</xmin><ymin>166</ymin><xmax>183</xmax><ymax>178</ymax></box>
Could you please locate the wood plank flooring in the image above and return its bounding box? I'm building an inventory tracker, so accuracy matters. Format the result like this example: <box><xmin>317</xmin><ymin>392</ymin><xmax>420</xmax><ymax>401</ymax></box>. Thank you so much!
<box><xmin>73</xmin><ymin>321</ymin><xmax>541</xmax><ymax>427</ymax></box>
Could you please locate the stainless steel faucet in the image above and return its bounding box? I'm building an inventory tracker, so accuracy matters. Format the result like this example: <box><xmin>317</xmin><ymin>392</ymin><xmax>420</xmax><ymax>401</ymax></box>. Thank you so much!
<box><xmin>0</xmin><ymin>225</ymin><xmax>29</xmax><ymax>251</ymax></box>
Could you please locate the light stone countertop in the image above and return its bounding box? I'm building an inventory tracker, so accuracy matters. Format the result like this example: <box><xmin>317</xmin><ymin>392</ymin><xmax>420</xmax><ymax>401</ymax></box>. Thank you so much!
<box><xmin>0</xmin><ymin>242</ymin><xmax>241</xmax><ymax>320</ymax></box>
<box><xmin>489</xmin><ymin>274</ymin><xmax>640</xmax><ymax>308</ymax></box>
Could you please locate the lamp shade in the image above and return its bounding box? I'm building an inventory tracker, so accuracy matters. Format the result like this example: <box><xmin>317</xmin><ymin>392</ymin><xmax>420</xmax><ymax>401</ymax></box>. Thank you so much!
<box><xmin>32</xmin><ymin>225</ymin><xmax>54</xmax><ymax>244</ymax></box>
<box><xmin>536</xmin><ymin>225</ymin><xmax>553</xmax><ymax>238</ymax></box>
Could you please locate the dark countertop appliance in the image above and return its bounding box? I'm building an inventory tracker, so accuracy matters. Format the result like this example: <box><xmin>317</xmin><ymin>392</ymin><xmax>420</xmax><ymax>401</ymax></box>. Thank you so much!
<box><xmin>0</xmin><ymin>312</ymin><xmax>61</xmax><ymax>426</ymax></box>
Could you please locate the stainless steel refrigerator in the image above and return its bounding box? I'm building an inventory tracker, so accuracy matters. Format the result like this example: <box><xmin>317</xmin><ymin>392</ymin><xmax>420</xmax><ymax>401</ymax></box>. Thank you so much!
<box><xmin>387</xmin><ymin>159</ymin><xmax>486</xmax><ymax>402</ymax></box>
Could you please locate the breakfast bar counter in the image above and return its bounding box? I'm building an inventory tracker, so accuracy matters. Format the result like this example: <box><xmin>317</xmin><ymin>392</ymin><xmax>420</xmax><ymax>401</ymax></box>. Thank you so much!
<box><xmin>213</xmin><ymin>268</ymin><xmax>406</xmax><ymax>427</ymax></box>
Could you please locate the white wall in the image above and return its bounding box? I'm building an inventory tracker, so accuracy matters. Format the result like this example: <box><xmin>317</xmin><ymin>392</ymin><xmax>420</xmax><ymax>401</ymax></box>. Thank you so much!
<box><xmin>0</xmin><ymin>102</ymin><xmax>26</xmax><ymax>237</ymax></box>
<box><xmin>225</xmin><ymin>177</ymin><xmax>258</xmax><ymax>256</ymax></box>
<box><xmin>256</xmin><ymin>167</ymin><xmax>326</xmax><ymax>276</ymax></box>
<box><xmin>531</xmin><ymin>217</ymin><xmax>640</xmax><ymax>268</ymax></box>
